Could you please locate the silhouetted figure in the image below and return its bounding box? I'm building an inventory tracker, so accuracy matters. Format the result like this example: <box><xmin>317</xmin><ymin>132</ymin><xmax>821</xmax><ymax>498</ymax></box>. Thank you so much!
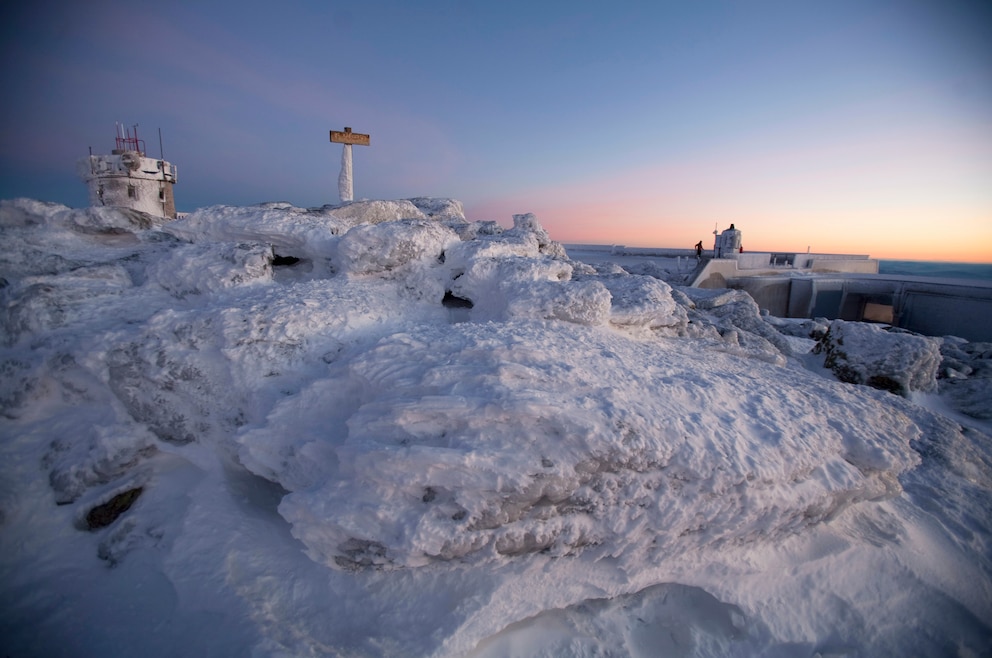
<box><xmin>694</xmin><ymin>241</ymin><xmax>703</xmax><ymax>259</ymax></box>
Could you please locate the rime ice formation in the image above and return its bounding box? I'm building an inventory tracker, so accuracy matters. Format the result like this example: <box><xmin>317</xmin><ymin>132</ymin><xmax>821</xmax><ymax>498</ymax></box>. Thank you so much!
<box><xmin>339</xmin><ymin>143</ymin><xmax>353</xmax><ymax>202</ymax></box>
<box><xmin>714</xmin><ymin>223</ymin><xmax>742</xmax><ymax>258</ymax></box>
<box><xmin>816</xmin><ymin>320</ymin><xmax>942</xmax><ymax>396</ymax></box>
<box><xmin>1</xmin><ymin>197</ymin><xmax>990</xmax><ymax>658</ymax></box>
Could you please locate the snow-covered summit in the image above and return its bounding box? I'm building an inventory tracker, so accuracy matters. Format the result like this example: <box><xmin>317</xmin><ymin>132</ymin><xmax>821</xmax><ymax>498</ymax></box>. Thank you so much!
<box><xmin>1</xmin><ymin>198</ymin><xmax>990</xmax><ymax>657</ymax></box>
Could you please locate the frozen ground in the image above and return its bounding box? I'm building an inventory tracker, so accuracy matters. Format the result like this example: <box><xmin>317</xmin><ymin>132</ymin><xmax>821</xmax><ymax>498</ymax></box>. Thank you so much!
<box><xmin>1</xmin><ymin>197</ymin><xmax>990</xmax><ymax>657</ymax></box>
<box><xmin>564</xmin><ymin>245</ymin><xmax>700</xmax><ymax>287</ymax></box>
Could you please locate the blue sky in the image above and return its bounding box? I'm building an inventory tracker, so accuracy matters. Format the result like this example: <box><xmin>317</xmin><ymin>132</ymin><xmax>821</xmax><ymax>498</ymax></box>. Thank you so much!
<box><xmin>2</xmin><ymin>0</ymin><xmax>990</xmax><ymax>260</ymax></box>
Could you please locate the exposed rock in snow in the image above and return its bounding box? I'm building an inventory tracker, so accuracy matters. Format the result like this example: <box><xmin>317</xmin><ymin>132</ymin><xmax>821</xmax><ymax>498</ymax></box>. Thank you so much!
<box><xmin>816</xmin><ymin>320</ymin><xmax>941</xmax><ymax>396</ymax></box>
<box><xmin>938</xmin><ymin>338</ymin><xmax>992</xmax><ymax>419</ymax></box>
<box><xmin>84</xmin><ymin>486</ymin><xmax>144</xmax><ymax>530</ymax></box>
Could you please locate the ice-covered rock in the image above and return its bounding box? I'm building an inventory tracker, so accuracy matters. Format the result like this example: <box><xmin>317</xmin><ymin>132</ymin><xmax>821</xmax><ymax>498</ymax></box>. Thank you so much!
<box><xmin>165</xmin><ymin>204</ymin><xmax>345</xmax><ymax>262</ymax></box>
<box><xmin>442</xmin><ymin>246</ymin><xmax>612</xmax><ymax>325</ymax></box>
<box><xmin>504</xmin><ymin>279</ymin><xmax>612</xmax><ymax>325</ymax></box>
<box><xmin>104</xmin><ymin>319</ymin><xmax>244</xmax><ymax>445</ymax></box>
<box><xmin>146</xmin><ymin>241</ymin><xmax>273</xmax><ymax>298</ymax></box>
<box><xmin>816</xmin><ymin>320</ymin><xmax>941</xmax><ymax>396</ymax></box>
<box><xmin>677</xmin><ymin>287</ymin><xmax>795</xmax><ymax>362</ymax></box>
<box><xmin>765</xmin><ymin>315</ymin><xmax>830</xmax><ymax>342</ymax></box>
<box><xmin>1</xmin><ymin>265</ymin><xmax>134</xmax><ymax>346</ymax></box>
<box><xmin>1</xmin><ymin>197</ymin><xmax>166</xmax><ymax>234</ymax></box>
<box><xmin>594</xmin><ymin>273</ymin><xmax>687</xmax><ymax>334</ymax></box>
<box><xmin>249</xmin><ymin>320</ymin><xmax>920</xmax><ymax>572</ymax></box>
<box><xmin>445</xmin><ymin>219</ymin><xmax>504</xmax><ymax>241</ymax></box>
<box><xmin>336</xmin><ymin>219</ymin><xmax>459</xmax><ymax>276</ymax></box>
<box><xmin>938</xmin><ymin>338</ymin><xmax>992</xmax><ymax>419</ymax></box>
<box><xmin>326</xmin><ymin>199</ymin><xmax>427</xmax><ymax>225</ymax></box>
<box><xmin>1</xmin><ymin>199</ymin><xmax>176</xmax><ymax>283</ymax></box>
<box><xmin>503</xmin><ymin>212</ymin><xmax>568</xmax><ymax>258</ymax></box>
<box><xmin>406</xmin><ymin>197</ymin><xmax>466</xmax><ymax>221</ymax></box>
<box><xmin>622</xmin><ymin>259</ymin><xmax>688</xmax><ymax>284</ymax></box>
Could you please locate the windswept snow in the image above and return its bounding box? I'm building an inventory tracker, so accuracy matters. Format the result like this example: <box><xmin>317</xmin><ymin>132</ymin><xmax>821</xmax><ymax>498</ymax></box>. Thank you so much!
<box><xmin>1</xmin><ymin>197</ymin><xmax>990</xmax><ymax>657</ymax></box>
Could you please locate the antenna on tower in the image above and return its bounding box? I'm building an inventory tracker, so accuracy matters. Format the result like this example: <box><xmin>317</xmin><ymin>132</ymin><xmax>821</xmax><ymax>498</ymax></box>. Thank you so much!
<box><xmin>159</xmin><ymin>128</ymin><xmax>165</xmax><ymax>160</ymax></box>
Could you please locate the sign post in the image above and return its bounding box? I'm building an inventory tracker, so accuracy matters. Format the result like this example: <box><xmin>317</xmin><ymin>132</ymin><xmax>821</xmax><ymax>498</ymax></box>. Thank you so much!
<box><xmin>330</xmin><ymin>127</ymin><xmax>370</xmax><ymax>203</ymax></box>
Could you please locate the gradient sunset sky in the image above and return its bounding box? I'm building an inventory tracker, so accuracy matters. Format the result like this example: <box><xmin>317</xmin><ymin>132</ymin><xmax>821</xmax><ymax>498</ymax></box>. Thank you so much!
<box><xmin>2</xmin><ymin>0</ymin><xmax>990</xmax><ymax>262</ymax></box>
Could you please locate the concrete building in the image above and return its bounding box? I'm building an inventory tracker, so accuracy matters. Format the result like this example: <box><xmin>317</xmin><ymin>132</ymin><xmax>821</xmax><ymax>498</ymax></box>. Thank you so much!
<box><xmin>79</xmin><ymin>123</ymin><xmax>178</xmax><ymax>218</ymax></box>
<box><xmin>691</xmin><ymin>253</ymin><xmax>992</xmax><ymax>342</ymax></box>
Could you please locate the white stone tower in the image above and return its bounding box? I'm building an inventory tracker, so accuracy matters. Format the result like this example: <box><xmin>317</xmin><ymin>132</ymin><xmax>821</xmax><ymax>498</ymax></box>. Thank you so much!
<box><xmin>79</xmin><ymin>123</ymin><xmax>178</xmax><ymax>218</ymax></box>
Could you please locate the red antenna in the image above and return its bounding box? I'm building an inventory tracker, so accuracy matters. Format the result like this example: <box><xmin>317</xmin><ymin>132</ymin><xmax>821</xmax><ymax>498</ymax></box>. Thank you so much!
<box><xmin>114</xmin><ymin>122</ymin><xmax>146</xmax><ymax>155</ymax></box>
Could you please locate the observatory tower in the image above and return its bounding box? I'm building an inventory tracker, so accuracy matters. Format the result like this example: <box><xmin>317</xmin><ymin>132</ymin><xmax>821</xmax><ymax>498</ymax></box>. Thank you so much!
<box><xmin>79</xmin><ymin>123</ymin><xmax>178</xmax><ymax>218</ymax></box>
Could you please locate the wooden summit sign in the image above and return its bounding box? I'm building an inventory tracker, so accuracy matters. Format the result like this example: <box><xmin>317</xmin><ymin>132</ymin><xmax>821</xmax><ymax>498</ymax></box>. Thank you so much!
<box><xmin>330</xmin><ymin>127</ymin><xmax>370</xmax><ymax>146</ymax></box>
<box><xmin>330</xmin><ymin>126</ymin><xmax>370</xmax><ymax>203</ymax></box>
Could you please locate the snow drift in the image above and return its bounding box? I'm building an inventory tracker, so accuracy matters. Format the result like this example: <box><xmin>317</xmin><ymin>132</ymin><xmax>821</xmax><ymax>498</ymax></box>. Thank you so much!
<box><xmin>1</xmin><ymin>197</ymin><xmax>990</xmax><ymax>657</ymax></box>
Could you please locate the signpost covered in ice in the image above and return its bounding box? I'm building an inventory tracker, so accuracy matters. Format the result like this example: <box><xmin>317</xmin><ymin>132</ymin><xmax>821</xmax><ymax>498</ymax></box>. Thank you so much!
<box><xmin>330</xmin><ymin>126</ymin><xmax>370</xmax><ymax>203</ymax></box>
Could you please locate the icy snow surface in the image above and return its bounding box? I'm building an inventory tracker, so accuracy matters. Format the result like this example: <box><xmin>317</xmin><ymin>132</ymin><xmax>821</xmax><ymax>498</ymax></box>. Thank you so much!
<box><xmin>1</xmin><ymin>197</ymin><xmax>991</xmax><ymax>657</ymax></box>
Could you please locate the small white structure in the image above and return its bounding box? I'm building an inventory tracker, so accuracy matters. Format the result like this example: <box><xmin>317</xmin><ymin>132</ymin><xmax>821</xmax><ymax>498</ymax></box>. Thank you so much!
<box><xmin>714</xmin><ymin>224</ymin><xmax>742</xmax><ymax>258</ymax></box>
<box><xmin>79</xmin><ymin>123</ymin><xmax>178</xmax><ymax>218</ymax></box>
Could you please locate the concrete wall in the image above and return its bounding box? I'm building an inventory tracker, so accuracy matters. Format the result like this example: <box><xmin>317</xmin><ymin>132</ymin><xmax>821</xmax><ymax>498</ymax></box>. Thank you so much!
<box><xmin>900</xmin><ymin>291</ymin><xmax>992</xmax><ymax>342</ymax></box>
<box><xmin>691</xmin><ymin>254</ymin><xmax>877</xmax><ymax>288</ymax></box>
<box><xmin>810</xmin><ymin>259</ymin><xmax>879</xmax><ymax>274</ymax></box>
<box><xmin>727</xmin><ymin>277</ymin><xmax>793</xmax><ymax>316</ymax></box>
<box><xmin>693</xmin><ymin>259</ymin><xmax>741</xmax><ymax>288</ymax></box>
<box><xmin>727</xmin><ymin>273</ymin><xmax>992</xmax><ymax>342</ymax></box>
<box><xmin>737</xmin><ymin>252</ymin><xmax>771</xmax><ymax>269</ymax></box>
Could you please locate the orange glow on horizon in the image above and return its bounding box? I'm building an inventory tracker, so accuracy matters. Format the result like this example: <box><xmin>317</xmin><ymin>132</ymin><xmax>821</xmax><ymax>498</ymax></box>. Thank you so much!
<box><xmin>466</xmin><ymin>119</ymin><xmax>992</xmax><ymax>264</ymax></box>
<box><xmin>468</xmin><ymin>197</ymin><xmax>992</xmax><ymax>264</ymax></box>
<box><xmin>467</xmin><ymin>146</ymin><xmax>992</xmax><ymax>263</ymax></box>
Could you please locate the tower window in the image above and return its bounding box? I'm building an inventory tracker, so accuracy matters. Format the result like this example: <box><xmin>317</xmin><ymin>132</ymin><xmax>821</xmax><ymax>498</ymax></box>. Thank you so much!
<box><xmin>127</xmin><ymin>185</ymin><xmax>136</xmax><ymax>199</ymax></box>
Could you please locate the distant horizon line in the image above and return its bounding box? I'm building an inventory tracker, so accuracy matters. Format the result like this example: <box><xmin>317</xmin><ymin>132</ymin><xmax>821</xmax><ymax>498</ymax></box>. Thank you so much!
<box><xmin>562</xmin><ymin>242</ymin><xmax>992</xmax><ymax>266</ymax></box>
